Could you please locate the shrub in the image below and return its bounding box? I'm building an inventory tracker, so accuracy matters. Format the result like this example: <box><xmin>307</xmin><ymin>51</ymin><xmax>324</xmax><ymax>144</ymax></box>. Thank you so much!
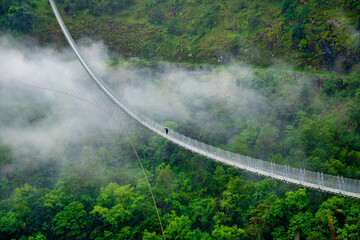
<box><xmin>149</xmin><ymin>8</ymin><xmax>164</xmax><ymax>25</ymax></box>
<box><xmin>291</xmin><ymin>23</ymin><xmax>305</xmax><ymax>45</ymax></box>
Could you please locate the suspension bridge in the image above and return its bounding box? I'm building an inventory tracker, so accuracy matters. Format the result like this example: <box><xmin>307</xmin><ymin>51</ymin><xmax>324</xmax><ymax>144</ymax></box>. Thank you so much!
<box><xmin>46</xmin><ymin>0</ymin><xmax>360</xmax><ymax>198</ymax></box>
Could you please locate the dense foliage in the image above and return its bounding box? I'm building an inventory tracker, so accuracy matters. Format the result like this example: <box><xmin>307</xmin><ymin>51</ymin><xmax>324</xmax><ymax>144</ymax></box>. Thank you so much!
<box><xmin>1</xmin><ymin>67</ymin><xmax>360</xmax><ymax>239</ymax></box>
<box><xmin>2</xmin><ymin>0</ymin><xmax>360</xmax><ymax>72</ymax></box>
<box><xmin>0</xmin><ymin>0</ymin><xmax>36</xmax><ymax>34</ymax></box>
<box><xmin>1</xmin><ymin>0</ymin><xmax>360</xmax><ymax>239</ymax></box>
<box><xmin>57</xmin><ymin>0</ymin><xmax>134</xmax><ymax>16</ymax></box>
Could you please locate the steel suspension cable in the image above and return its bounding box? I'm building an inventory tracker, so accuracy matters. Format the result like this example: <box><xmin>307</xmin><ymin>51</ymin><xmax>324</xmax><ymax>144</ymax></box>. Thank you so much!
<box><xmin>127</xmin><ymin>135</ymin><xmax>166</xmax><ymax>240</ymax></box>
<box><xmin>47</xmin><ymin>0</ymin><xmax>360</xmax><ymax>199</ymax></box>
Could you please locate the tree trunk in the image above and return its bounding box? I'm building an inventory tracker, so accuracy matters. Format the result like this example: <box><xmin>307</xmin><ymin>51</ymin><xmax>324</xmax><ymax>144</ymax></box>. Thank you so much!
<box><xmin>326</xmin><ymin>214</ymin><xmax>337</xmax><ymax>240</ymax></box>
<box><xmin>294</xmin><ymin>231</ymin><xmax>300</xmax><ymax>240</ymax></box>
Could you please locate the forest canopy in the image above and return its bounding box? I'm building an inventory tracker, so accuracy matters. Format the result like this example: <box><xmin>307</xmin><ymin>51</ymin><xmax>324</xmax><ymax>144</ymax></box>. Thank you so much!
<box><xmin>1</xmin><ymin>0</ymin><xmax>360</xmax><ymax>239</ymax></box>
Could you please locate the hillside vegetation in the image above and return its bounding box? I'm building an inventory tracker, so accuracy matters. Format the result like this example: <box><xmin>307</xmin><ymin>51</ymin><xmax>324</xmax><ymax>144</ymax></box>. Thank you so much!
<box><xmin>1</xmin><ymin>0</ymin><xmax>360</xmax><ymax>72</ymax></box>
<box><xmin>2</xmin><ymin>0</ymin><xmax>360</xmax><ymax>239</ymax></box>
<box><xmin>1</xmin><ymin>59</ymin><xmax>360</xmax><ymax>239</ymax></box>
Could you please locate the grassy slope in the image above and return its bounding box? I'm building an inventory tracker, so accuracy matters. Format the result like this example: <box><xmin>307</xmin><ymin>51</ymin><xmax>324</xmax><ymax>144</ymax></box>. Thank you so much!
<box><xmin>33</xmin><ymin>0</ymin><xmax>360</xmax><ymax>73</ymax></box>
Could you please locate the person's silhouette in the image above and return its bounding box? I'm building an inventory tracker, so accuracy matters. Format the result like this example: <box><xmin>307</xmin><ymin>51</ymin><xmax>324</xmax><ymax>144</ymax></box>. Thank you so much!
<box><xmin>164</xmin><ymin>127</ymin><xmax>169</xmax><ymax>134</ymax></box>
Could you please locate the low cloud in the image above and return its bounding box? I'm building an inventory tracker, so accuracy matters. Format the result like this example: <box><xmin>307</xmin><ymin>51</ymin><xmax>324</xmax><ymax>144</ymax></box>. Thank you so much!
<box><xmin>0</xmin><ymin>34</ymin><xmax>313</xmax><ymax>178</ymax></box>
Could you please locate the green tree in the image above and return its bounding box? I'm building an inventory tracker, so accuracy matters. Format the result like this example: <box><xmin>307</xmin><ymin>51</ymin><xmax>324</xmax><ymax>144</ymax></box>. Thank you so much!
<box><xmin>149</xmin><ymin>8</ymin><xmax>164</xmax><ymax>25</ymax></box>
<box><xmin>188</xmin><ymin>197</ymin><xmax>217</xmax><ymax>231</ymax></box>
<box><xmin>291</xmin><ymin>23</ymin><xmax>305</xmax><ymax>45</ymax></box>
<box><xmin>155</xmin><ymin>165</ymin><xmax>175</xmax><ymax>204</ymax></box>
<box><xmin>89</xmin><ymin>183</ymin><xmax>139</xmax><ymax>239</ymax></box>
<box><xmin>91</xmin><ymin>204</ymin><xmax>130</xmax><ymax>228</ymax></box>
<box><xmin>0</xmin><ymin>184</ymin><xmax>44</xmax><ymax>238</ymax></box>
<box><xmin>164</xmin><ymin>211</ymin><xmax>196</xmax><ymax>240</ymax></box>
<box><xmin>219</xmin><ymin>176</ymin><xmax>251</xmax><ymax>225</ymax></box>
<box><xmin>53</xmin><ymin>202</ymin><xmax>89</xmax><ymax>239</ymax></box>
<box><xmin>347</xmin><ymin>89</ymin><xmax>360</xmax><ymax>130</ymax></box>
<box><xmin>231</xmin><ymin>121</ymin><xmax>259</xmax><ymax>156</ymax></box>
<box><xmin>308</xmin><ymin>197</ymin><xmax>346</xmax><ymax>239</ymax></box>
<box><xmin>96</xmin><ymin>183</ymin><xmax>135</xmax><ymax>208</ymax></box>
<box><xmin>6</xmin><ymin>3</ymin><xmax>34</xmax><ymax>33</ymax></box>
<box><xmin>28</xmin><ymin>232</ymin><xmax>46</xmax><ymax>240</ymax></box>
<box><xmin>354</xmin><ymin>33</ymin><xmax>360</xmax><ymax>60</ymax></box>
<box><xmin>0</xmin><ymin>145</ymin><xmax>11</xmax><ymax>167</ymax></box>
<box><xmin>281</xmin><ymin>0</ymin><xmax>296</xmax><ymax>20</ymax></box>
<box><xmin>247</xmin><ymin>196</ymin><xmax>274</xmax><ymax>239</ymax></box>
<box><xmin>167</xmin><ymin>18</ymin><xmax>181</xmax><ymax>35</ymax></box>
<box><xmin>211</xmin><ymin>225</ymin><xmax>246</xmax><ymax>240</ymax></box>
<box><xmin>143</xmin><ymin>229</ymin><xmax>163</xmax><ymax>240</ymax></box>
<box><xmin>255</xmin><ymin>123</ymin><xmax>279</xmax><ymax>158</ymax></box>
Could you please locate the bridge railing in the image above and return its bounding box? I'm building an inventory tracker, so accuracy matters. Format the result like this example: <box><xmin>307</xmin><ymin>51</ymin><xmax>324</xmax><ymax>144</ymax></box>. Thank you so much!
<box><xmin>120</xmin><ymin>100</ymin><xmax>360</xmax><ymax>196</ymax></box>
<box><xmin>48</xmin><ymin>0</ymin><xmax>360</xmax><ymax>198</ymax></box>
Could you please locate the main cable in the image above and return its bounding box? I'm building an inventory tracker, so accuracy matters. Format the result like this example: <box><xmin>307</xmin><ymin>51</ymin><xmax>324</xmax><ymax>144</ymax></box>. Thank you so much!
<box><xmin>48</xmin><ymin>0</ymin><xmax>360</xmax><ymax>200</ymax></box>
<box><xmin>126</xmin><ymin>135</ymin><xmax>166</xmax><ymax>240</ymax></box>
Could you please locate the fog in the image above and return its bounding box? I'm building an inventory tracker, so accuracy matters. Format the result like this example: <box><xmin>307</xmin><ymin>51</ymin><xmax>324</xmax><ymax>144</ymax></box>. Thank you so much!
<box><xmin>0</xmin><ymin>34</ymin><xmax>313</xmax><ymax>180</ymax></box>
<box><xmin>0</xmin><ymin>36</ymin><xmax>124</xmax><ymax>178</ymax></box>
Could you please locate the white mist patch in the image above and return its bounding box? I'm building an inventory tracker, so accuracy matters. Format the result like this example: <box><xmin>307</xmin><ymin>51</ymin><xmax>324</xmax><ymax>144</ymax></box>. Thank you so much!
<box><xmin>110</xmin><ymin>62</ymin><xmax>266</xmax><ymax>126</ymax></box>
<box><xmin>0</xmin><ymin>36</ymin><xmax>123</xmax><ymax>177</ymax></box>
<box><xmin>0</xmin><ymin>34</ymin><xmax>313</xmax><ymax>177</ymax></box>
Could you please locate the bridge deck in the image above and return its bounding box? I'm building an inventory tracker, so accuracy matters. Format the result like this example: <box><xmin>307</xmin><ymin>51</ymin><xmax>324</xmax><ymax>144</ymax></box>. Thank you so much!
<box><xmin>49</xmin><ymin>0</ymin><xmax>360</xmax><ymax>199</ymax></box>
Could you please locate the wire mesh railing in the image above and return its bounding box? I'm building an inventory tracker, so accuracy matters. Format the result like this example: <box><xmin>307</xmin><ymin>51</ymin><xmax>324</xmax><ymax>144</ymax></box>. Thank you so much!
<box><xmin>48</xmin><ymin>0</ymin><xmax>360</xmax><ymax>198</ymax></box>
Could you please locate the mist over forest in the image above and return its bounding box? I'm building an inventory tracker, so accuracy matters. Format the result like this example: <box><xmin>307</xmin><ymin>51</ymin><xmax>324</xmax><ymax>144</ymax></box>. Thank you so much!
<box><xmin>2</xmin><ymin>0</ymin><xmax>360</xmax><ymax>239</ymax></box>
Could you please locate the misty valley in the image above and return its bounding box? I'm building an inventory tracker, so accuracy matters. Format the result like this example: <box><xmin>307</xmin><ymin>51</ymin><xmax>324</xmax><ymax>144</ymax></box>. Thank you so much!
<box><xmin>2</xmin><ymin>0</ymin><xmax>360</xmax><ymax>239</ymax></box>
<box><xmin>1</xmin><ymin>37</ymin><xmax>360</xmax><ymax>239</ymax></box>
